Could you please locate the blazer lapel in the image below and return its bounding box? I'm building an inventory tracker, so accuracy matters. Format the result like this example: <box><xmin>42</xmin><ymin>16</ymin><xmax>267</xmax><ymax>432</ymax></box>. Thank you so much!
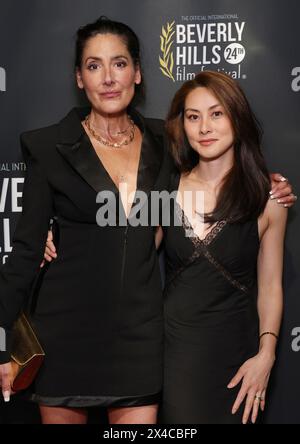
<box><xmin>128</xmin><ymin>110</ymin><xmax>164</xmax><ymax>220</ymax></box>
<box><xmin>56</xmin><ymin>107</ymin><xmax>118</xmax><ymax>195</ymax></box>
<box><xmin>131</xmin><ymin>109</ymin><xmax>164</xmax><ymax>194</ymax></box>
<box><xmin>56</xmin><ymin>107</ymin><xmax>164</xmax><ymax>222</ymax></box>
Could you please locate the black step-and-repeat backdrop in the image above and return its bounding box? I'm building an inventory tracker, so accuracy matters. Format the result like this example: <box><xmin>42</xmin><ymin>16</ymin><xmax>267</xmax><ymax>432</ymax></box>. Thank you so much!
<box><xmin>0</xmin><ymin>0</ymin><xmax>299</xmax><ymax>424</ymax></box>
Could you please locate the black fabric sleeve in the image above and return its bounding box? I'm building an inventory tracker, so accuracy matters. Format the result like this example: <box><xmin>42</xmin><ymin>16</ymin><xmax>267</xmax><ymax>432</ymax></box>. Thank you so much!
<box><xmin>0</xmin><ymin>135</ymin><xmax>53</xmax><ymax>364</ymax></box>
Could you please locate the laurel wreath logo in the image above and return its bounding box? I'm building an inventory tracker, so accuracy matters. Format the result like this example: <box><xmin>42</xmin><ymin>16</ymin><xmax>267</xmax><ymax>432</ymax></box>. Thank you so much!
<box><xmin>159</xmin><ymin>21</ymin><xmax>175</xmax><ymax>82</ymax></box>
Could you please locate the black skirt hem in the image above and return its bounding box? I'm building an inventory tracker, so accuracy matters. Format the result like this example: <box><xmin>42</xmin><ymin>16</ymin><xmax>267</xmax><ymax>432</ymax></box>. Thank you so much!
<box><xmin>30</xmin><ymin>391</ymin><xmax>162</xmax><ymax>408</ymax></box>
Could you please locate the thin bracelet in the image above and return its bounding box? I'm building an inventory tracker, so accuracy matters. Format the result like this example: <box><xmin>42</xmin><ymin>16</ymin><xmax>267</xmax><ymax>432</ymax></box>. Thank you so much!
<box><xmin>259</xmin><ymin>331</ymin><xmax>279</xmax><ymax>340</ymax></box>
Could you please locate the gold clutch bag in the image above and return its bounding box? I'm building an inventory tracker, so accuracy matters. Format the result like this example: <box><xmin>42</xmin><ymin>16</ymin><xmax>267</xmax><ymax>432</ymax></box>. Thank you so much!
<box><xmin>10</xmin><ymin>312</ymin><xmax>45</xmax><ymax>392</ymax></box>
<box><xmin>8</xmin><ymin>218</ymin><xmax>56</xmax><ymax>392</ymax></box>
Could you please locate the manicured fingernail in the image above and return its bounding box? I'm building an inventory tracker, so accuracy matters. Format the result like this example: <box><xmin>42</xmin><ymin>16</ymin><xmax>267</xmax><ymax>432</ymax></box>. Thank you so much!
<box><xmin>270</xmin><ymin>195</ymin><xmax>277</xmax><ymax>199</ymax></box>
<box><xmin>269</xmin><ymin>190</ymin><xmax>273</xmax><ymax>195</ymax></box>
<box><xmin>277</xmin><ymin>199</ymin><xmax>282</xmax><ymax>204</ymax></box>
<box><xmin>232</xmin><ymin>409</ymin><xmax>236</xmax><ymax>414</ymax></box>
<box><xmin>280</xmin><ymin>177</ymin><xmax>287</xmax><ymax>182</ymax></box>
<box><xmin>284</xmin><ymin>204</ymin><xmax>288</xmax><ymax>208</ymax></box>
<box><xmin>3</xmin><ymin>391</ymin><xmax>10</xmax><ymax>402</ymax></box>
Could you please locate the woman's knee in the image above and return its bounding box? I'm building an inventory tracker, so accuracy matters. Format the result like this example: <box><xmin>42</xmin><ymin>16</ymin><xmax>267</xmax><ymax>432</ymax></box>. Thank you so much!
<box><xmin>108</xmin><ymin>404</ymin><xmax>158</xmax><ymax>424</ymax></box>
<box><xmin>39</xmin><ymin>405</ymin><xmax>88</xmax><ymax>424</ymax></box>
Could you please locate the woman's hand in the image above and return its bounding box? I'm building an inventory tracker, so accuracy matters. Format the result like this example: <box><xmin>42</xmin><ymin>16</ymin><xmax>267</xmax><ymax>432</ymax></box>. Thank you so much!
<box><xmin>0</xmin><ymin>362</ymin><xmax>13</xmax><ymax>402</ymax></box>
<box><xmin>40</xmin><ymin>230</ymin><xmax>57</xmax><ymax>268</ymax></box>
<box><xmin>270</xmin><ymin>173</ymin><xmax>297</xmax><ymax>208</ymax></box>
<box><xmin>227</xmin><ymin>351</ymin><xmax>275</xmax><ymax>424</ymax></box>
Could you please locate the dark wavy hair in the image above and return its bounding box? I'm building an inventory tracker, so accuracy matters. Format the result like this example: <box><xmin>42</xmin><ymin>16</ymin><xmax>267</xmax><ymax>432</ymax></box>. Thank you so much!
<box><xmin>166</xmin><ymin>70</ymin><xmax>270</xmax><ymax>223</ymax></box>
<box><xmin>75</xmin><ymin>16</ymin><xmax>144</xmax><ymax>103</ymax></box>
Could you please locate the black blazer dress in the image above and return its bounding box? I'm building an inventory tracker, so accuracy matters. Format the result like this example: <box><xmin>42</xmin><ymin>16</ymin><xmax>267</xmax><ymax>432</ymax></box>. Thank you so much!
<box><xmin>0</xmin><ymin>107</ymin><xmax>173</xmax><ymax>407</ymax></box>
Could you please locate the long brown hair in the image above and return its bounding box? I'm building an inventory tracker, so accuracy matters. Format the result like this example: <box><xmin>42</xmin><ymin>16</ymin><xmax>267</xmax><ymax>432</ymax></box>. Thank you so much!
<box><xmin>166</xmin><ymin>70</ymin><xmax>270</xmax><ymax>223</ymax></box>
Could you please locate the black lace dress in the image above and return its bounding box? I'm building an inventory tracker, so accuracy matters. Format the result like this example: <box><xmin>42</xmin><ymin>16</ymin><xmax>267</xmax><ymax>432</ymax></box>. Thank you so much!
<box><xmin>160</xmin><ymin>174</ymin><xmax>260</xmax><ymax>424</ymax></box>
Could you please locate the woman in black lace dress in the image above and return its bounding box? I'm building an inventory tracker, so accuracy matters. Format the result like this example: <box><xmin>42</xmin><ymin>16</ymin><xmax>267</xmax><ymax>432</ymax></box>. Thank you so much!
<box><xmin>158</xmin><ymin>71</ymin><xmax>287</xmax><ymax>424</ymax></box>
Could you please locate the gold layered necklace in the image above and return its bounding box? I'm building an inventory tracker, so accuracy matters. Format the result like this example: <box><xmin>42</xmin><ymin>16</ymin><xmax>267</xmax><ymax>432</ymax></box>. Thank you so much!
<box><xmin>84</xmin><ymin>114</ymin><xmax>137</xmax><ymax>184</ymax></box>
<box><xmin>85</xmin><ymin>114</ymin><xmax>135</xmax><ymax>148</ymax></box>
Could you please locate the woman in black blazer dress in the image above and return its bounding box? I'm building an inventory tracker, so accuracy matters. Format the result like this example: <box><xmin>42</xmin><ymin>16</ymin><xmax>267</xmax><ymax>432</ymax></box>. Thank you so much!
<box><xmin>0</xmin><ymin>17</ymin><xmax>173</xmax><ymax>424</ymax></box>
